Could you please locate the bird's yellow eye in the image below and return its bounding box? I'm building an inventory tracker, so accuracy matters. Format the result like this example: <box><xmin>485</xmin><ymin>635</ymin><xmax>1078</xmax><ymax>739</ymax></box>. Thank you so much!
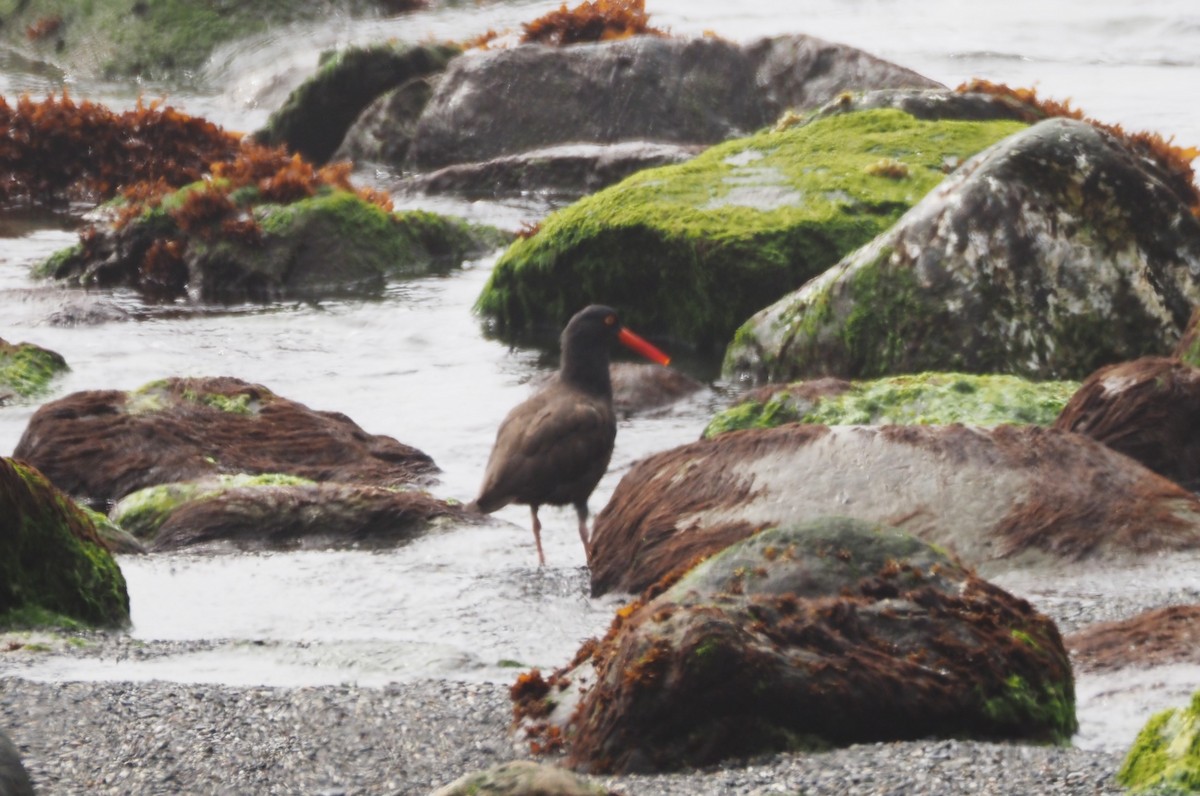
<box><xmin>605</xmin><ymin>314</ymin><xmax>616</xmax><ymax>326</ymax></box>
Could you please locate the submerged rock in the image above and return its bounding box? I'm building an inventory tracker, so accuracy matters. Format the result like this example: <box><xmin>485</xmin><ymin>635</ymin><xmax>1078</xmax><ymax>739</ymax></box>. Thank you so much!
<box><xmin>1054</xmin><ymin>357</ymin><xmax>1200</xmax><ymax>491</ymax></box>
<box><xmin>704</xmin><ymin>372</ymin><xmax>1078</xmax><ymax>438</ymax></box>
<box><xmin>520</xmin><ymin>518</ymin><xmax>1075</xmax><ymax>774</ymax></box>
<box><xmin>725</xmin><ymin>117</ymin><xmax>1200</xmax><ymax>383</ymax></box>
<box><xmin>0</xmin><ymin>457</ymin><xmax>130</xmax><ymax>630</ymax></box>
<box><xmin>478</xmin><ymin>109</ymin><xmax>1024</xmax><ymax>352</ymax></box>
<box><xmin>13</xmin><ymin>376</ymin><xmax>438</xmax><ymax>509</ymax></box>
<box><xmin>588</xmin><ymin>424</ymin><xmax>1200</xmax><ymax>596</ymax></box>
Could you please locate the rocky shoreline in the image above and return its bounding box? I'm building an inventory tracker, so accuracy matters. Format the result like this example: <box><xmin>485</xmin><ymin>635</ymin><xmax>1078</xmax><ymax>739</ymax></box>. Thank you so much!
<box><xmin>8</xmin><ymin>550</ymin><xmax>1200</xmax><ymax>795</ymax></box>
<box><xmin>0</xmin><ymin>675</ymin><xmax>1125</xmax><ymax>796</ymax></box>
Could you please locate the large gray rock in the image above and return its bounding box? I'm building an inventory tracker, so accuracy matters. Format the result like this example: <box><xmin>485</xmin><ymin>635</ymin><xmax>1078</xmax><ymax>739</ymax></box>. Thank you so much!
<box><xmin>724</xmin><ymin>117</ymin><xmax>1200</xmax><ymax>383</ymax></box>
<box><xmin>256</xmin><ymin>43</ymin><xmax>462</xmax><ymax>165</ymax></box>
<box><xmin>406</xmin><ymin>34</ymin><xmax>939</xmax><ymax>171</ymax></box>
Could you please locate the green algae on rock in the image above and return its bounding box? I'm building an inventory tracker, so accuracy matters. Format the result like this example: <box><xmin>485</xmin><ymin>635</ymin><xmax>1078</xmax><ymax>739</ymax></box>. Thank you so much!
<box><xmin>1119</xmin><ymin>690</ymin><xmax>1200</xmax><ymax>794</ymax></box>
<box><xmin>520</xmin><ymin>518</ymin><xmax>1075</xmax><ymax>774</ymax></box>
<box><xmin>0</xmin><ymin>458</ymin><xmax>130</xmax><ymax>630</ymax></box>
<box><xmin>0</xmin><ymin>338</ymin><xmax>68</xmax><ymax>401</ymax></box>
<box><xmin>725</xmin><ymin>117</ymin><xmax>1200</xmax><ymax>384</ymax></box>
<box><xmin>704</xmin><ymin>372</ymin><xmax>1079</xmax><ymax>438</ymax></box>
<box><xmin>112</xmin><ymin>474</ymin><xmax>315</xmax><ymax>542</ymax></box>
<box><xmin>475</xmin><ymin>109</ymin><xmax>1027</xmax><ymax>352</ymax></box>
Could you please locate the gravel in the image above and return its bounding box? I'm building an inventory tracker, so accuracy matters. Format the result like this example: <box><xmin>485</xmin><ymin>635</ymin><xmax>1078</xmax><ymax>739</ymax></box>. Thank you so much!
<box><xmin>0</xmin><ymin>653</ymin><xmax>1127</xmax><ymax>796</ymax></box>
<box><xmin>7</xmin><ymin>552</ymin><xmax>1194</xmax><ymax>795</ymax></box>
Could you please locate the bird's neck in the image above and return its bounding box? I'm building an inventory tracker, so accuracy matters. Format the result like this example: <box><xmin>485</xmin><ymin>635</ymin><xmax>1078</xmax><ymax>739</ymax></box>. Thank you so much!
<box><xmin>560</xmin><ymin>348</ymin><xmax>613</xmax><ymax>399</ymax></box>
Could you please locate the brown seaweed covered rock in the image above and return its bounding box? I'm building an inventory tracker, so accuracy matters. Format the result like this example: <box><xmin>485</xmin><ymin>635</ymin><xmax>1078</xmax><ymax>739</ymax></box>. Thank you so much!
<box><xmin>518</xmin><ymin>518</ymin><xmax>1076</xmax><ymax>773</ymax></box>
<box><xmin>13</xmin><ymin>376</ymin><xmax>437</xmax><ymax>509</ymax></box>
<box><xmin>115</xmin><ymin>479</ymin><xmax>472</xmax><ymax>553</ymax></box>
<box><xmin>1067</xmin><ymin>605</ymin><xmax>1200</xmax><ymax>674</ymax></box>
<box><xmin>588</xmin><ymin>424</ymin><xmax>1200</xmax><ymax>596</ymax></box>
<box><xmin>0</xmin><ymin>457</ymin><xmax>130</xmax><ymax>629</ymax></box>
<box><xmin>1054</xmin><ymin>357</ymin><xmax>1200</xmax><ymax>491</ymax></box>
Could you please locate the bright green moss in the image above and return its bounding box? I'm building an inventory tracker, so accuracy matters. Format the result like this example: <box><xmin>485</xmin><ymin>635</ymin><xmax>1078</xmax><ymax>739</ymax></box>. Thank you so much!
<box><xmin>703</xmin><ymin>372</ymin><xmax>1079</xmax><ymax>438</ymax></box>
<box><xmin>0</xmin><ymin>458</ymin><xmax>130</xmax><ymax>630</ymax></box>
<box><xmin>1120</xmin><ymin>691</ymin><xmax>1200</xmax><ymax>794</ymax></box>
<box><xmin>981</xmin><ymin>674</ymin><xmax>1077</xmax><ymax>745</ymax></box>
<box><xmin>180</xmin><ymin>388</ymin><xmax>255</xmax><ymax>415</ymax></box>
<box><xmin>477</xmin><ymin>109</ymin><xmax>1027</xmax><ymax>352</ymax></box>
<box><xmin>0</xmin><ymin>339</ymin><xmax>68</xmax><ymax>399</ymax></box>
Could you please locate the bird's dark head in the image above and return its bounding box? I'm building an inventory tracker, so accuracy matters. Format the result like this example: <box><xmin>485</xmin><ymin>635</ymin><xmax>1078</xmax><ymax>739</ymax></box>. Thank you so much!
<box><xmin>559</xmin><ymin>305</ymin><xmax>670</xmax><ymax>394</ymax></box>
<box><xmin>562</xmin><ymin>304</ymin><xmax>622</xmax><ymax>348</ymax></box>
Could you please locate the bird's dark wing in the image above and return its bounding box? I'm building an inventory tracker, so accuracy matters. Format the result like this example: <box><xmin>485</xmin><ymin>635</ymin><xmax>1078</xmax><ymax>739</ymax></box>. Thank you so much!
<box><xmin>474</xmin><ymin>388</ymin><xmax>616</xmax><ymax>512</ymax></box>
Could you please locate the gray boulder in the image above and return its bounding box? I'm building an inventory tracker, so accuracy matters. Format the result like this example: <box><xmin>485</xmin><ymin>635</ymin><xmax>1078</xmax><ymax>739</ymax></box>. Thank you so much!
<box><xmin>725</xmin><ymin>117</ymin><xmax>1200</xmax><ymax>383</ymax></box>
<box><xmin>406</xmin><ymin>34</ymin><xmax>939</xmax><ymax>171</ymax></box>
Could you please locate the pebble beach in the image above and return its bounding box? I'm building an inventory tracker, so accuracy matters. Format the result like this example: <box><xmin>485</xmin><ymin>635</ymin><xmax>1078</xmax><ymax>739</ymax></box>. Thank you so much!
<box><xmin>9</xmin><ymin>551</ymin><xmax>1200</xmax><ymax>795</ymax></box>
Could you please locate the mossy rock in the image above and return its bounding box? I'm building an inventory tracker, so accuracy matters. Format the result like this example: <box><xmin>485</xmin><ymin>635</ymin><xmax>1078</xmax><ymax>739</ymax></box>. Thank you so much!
<box><xmin>255</xmin><ymin>42</ymin><xmax>462</xmax><ymax>164</ymax></box>
<box><xmin>475</xmin><ymin>109</ymin><xmax>1027</xmax><ymax>353</ymax></box>
<box><xmin>0</xmin><ymin>457</ymin><xmax>130</xmax><ymax>630</ymax></box>
<box><xmin>0</xmin><ymin>338</ymin><xmax>68</xmax><ymax>401</ymax></box>
<box><xmin>0</xmin><ymin>0</ymin><xmax>391</xmax><ymax>81</ymax></box>
<box><xmin>1119</xmin><ymin>690</ymin><xmax>1200</xmax><ymax>794</ymax></box>
<box><xmin>703</xmin><ymin>372</ymin><xmax>1079</xmax><ymax>437</ymax></box>
<box><xmin>111</xmin><ymin>473</ymin><xmax>314</xmax><ymax>541</ymax></box>
<box><xmin>725</xmin><ymin>118</ymin><xmax>1200</xmax><ymax>384</ymax></box>
<box><xmin>39</xmin><ymin>188</ymin><xmax>510</xmax><ymax>303</ymax></box>
<box><xmin>530</xmin><ymin>517</ymin><xmax>1075</xmax><ymax>774</ymax></box>
<box><xmin>13</xmin><ymin>376</ymin><xmax>439</xmax><ymax>508</ymax></box>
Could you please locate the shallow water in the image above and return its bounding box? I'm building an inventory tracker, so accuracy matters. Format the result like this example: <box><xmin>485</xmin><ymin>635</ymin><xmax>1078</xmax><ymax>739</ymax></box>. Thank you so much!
<box><xmin>3</xmin><ymin>0</ymin><xmax>1200</xmax><ymax>754</ymax></box>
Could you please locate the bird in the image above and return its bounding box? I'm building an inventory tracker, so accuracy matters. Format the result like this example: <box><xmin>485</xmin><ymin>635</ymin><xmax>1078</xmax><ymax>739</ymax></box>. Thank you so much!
<box><xmin>470</xmin><ymin>304</ymin><xmax>670</xmax><ymax>566</ymax></box>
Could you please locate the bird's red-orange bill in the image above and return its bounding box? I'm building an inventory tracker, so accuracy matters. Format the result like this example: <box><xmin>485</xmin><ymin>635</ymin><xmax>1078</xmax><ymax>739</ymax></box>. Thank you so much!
<box><xmin>618</xmin><ymin>327</ymin><xmax>671</xmax><ymax>366</ymax></box>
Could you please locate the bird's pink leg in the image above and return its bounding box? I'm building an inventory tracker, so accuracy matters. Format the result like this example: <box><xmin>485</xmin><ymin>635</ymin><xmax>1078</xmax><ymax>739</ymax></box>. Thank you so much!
<box><xmin>575</xmin><ymin>503</ymin><xmax>591</xmax><ymax>563</ymax></box>
<box><xmin>531</xmin><ymin>506</ymin><xmax>546</xmax><ymax>566</ymax></box>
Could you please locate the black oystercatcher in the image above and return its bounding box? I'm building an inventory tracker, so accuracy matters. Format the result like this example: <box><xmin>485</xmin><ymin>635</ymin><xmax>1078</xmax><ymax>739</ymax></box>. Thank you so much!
<box><xmin>470</xmin><ymin>305</ymin><xmax>670</xmax><ymax>566</ymax></box>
